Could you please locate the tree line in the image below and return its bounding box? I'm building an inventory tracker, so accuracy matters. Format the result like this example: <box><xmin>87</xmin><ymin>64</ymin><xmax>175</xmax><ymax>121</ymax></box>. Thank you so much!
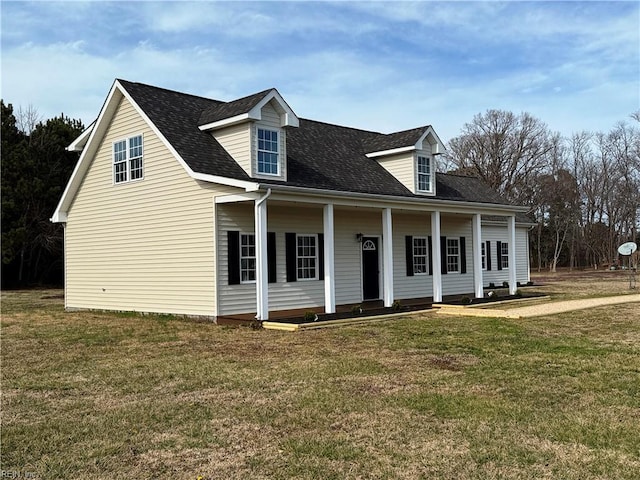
<box><xmin>1</xmin><ymin>99</ymin><xmax>638</xmax><ymax>289</ymax></box>
<box><xmin>444</xmin><ymin>109</ymin><xmax>640</xmax><ymax>271</ymax></box>
<box><xmin>1</xmin><ymin>101</ymin><xmax>84</xmax><ymax>288</ymax></box>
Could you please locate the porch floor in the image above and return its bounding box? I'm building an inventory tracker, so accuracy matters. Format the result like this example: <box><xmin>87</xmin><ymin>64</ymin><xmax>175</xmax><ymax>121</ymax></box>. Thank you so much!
<box><xmin>216</xmin><ymin>297</ymin><xmax>437</xmax><ymax>327</ymax></box>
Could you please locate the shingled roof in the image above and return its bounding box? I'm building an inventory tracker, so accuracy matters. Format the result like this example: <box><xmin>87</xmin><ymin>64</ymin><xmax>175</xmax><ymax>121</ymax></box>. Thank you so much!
<box><xmin>118</xmin><ymin>80</ymin><xmax>514</xmax><ymax>206</ymax></box>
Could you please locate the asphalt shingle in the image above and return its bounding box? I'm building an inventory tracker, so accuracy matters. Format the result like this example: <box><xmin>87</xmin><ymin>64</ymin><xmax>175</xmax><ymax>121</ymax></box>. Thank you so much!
<box><xmin>119</xmin><ymin>80</ymin><xmax>516</xmax><ymax>207</ymax></box>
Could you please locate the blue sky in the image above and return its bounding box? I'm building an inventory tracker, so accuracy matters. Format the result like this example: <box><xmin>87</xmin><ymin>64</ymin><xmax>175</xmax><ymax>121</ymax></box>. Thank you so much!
<box><xmin>1</xmin><ymin>1</ymin><xmax>638</xmax><ymax>142</ymax></box>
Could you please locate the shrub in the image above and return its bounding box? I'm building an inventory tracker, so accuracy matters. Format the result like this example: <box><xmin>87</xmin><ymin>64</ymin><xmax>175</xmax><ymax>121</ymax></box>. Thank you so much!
<box><xmin>391</xmin><ymin>300</ymin><xmax>402</xmax><ymax>312</ymax></box>
<box><xmin>303</xmin><ymin>311</ymin><xmax>318</xmax><ymax>322</ymax></box>
<box><xmin>489</xmin><ymin>282</ymin><xmax>496</xmax><ymax>288</ymax></box>
<box><xmin>461</xmin><ymin>296</ymin><xmax>472</xmax><ymax>305</ymax></box>
<box><xmin>351</xmin><ymin>305</ymin><xmax>363</xmax><ymax>315</ymax></box>
<box><xmin>515</xmin><ymin>289</ymin><xmax>523</xmax><ymax>297</ymax></box>
<box><xmin>502</xmin><ymin>281</ymin><xmax>509</xmax><ymax>288</ymax></box>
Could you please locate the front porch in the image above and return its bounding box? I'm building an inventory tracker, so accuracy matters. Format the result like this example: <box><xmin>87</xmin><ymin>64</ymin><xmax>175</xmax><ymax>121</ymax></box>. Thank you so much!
<box><xmin>216</xmin><ymin>296</ymin><xmax>434</xmax><ymax>327</ymax></box>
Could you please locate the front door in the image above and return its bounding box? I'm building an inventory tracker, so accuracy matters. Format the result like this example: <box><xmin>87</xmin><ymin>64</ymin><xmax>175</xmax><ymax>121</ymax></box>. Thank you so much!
<box><xmin>362</xmin><ymin>237</ymin><xmax>380</xmax><ymax>300</ymax></box>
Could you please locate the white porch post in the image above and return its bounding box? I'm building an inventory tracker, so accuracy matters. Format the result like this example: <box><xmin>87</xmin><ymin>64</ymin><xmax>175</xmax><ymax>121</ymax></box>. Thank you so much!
<box><xmin>382</xmin><ymin>208</ymin><xmax>394</xmax><ymax>307</ymax></box>
<box><xmin>255</xmin><ymin>197</ymin><xmax>269</xmax><ymax>320</ymax></box>
<box><xmin>323</xmin><ymin>204</ymin><xmax>336</xmax><ymax>314</ymax></box>
<box><xmin>431</xmin><ymin>210</ymin><xmax>443</xmax><ymax>303</ymax></box>
<box><xmin>508</xmin><ymin>215</ymin><xmax>517</xmax><ymax>295</ymax></box>
<box><xmin>472</xmin><ymin>213</ymin><xmax>484</xmax><ymax>298</ymax></box>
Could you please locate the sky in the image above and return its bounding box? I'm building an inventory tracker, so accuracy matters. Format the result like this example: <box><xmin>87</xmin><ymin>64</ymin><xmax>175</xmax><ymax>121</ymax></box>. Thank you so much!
<box><xmin>1</xmin><ymin>1</ymin><xmax>639</xmax><ymax>143</ymax></box>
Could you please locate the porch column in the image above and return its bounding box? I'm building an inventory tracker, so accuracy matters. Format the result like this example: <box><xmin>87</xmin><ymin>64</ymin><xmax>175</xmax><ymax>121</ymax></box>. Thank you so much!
<box><xmin>255</xmin><ymin>197</ymin><xmax>269</xmax><ymax>320</ymax></box>
<box><xmin>472</xmin><ymin>213</ymin><xmax>484</xmax><ymax>298</ymax></box>
<box><xmin>382</xmin><ymin>208</ymin><xmax>394</xmax><ymax>307</ymax></box>
<box><xmin>431</xmin><ymin>210</ymin><xmax>443</xmax><ymax>302</ymax></box>
<box><xmin>323</xmin><ymin>204</ymin><xmax>336</xmax><ymax>314</ymax></box>
<box><xmin>508</xmin><ymin>215</ymin><xmax>517</xmax><ymax>295</ymax></box>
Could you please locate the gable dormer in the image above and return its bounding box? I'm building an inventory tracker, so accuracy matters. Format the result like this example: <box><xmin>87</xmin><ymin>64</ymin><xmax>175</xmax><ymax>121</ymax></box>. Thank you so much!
<box><xmin>365</xmin><ymin>126</ymin><xmax>445</xmax><ymax>196</ymax></box>
<box><xmin>198</xmin><ymin>89</ymin><xmax>298</xmax><ymax>182</ymax></box>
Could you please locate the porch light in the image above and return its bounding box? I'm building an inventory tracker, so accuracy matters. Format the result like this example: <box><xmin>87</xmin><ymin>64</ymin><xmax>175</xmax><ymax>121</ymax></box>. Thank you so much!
<box><xmin>356</xmin><ymin>233</ymin><xmax>363</xmax><ymax>242</ymax></box>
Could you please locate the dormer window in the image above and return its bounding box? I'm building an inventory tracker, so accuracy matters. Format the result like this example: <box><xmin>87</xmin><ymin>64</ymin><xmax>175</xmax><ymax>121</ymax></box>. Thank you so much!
<box><xmin>416</xmin><ymin>155</ymin><xmax>433</xmax><ymax>193</ymax></box>
<box><xmin>257</xmin><ymin>128</ymin><xmax>279</xmax><ymax>175</ymax></box>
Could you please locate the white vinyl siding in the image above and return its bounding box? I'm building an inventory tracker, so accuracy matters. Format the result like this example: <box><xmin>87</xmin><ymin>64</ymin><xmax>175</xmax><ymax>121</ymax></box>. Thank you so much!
<box><xmin>482</xmin><ymin>224</ymin><xmax>530</xmax><ymax>287</ymax></box>
<box><xmin>392</xmin><ymin>214</ymin><xmax>474</xmax><ymax>299</ymax></box>
<box><xmin>375</xmin><ymin>151</ymin><xmax>415</xmax><ymax>192</ymax></box>
<box><xmin>212</xmin><ymin>122</ymin><xmax>252</xmax><ymax>177</ymax></box>
<box><xmin>65</xmin><ymin>95</ymin><xmax>239</xmax><ymax>317</ymax></box>
<box><xmin>217</xmin><ymin>204</ymin><xmax>325</xmax><ymax>315</ymax></box>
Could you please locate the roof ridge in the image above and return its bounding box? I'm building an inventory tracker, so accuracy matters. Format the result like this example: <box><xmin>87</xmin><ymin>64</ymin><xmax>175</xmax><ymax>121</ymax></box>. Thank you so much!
<box><xmin>299</xmin><ymin>117</ymin><xmax>383</xmax><ymax>136</ymax></box>
<box><xmin>116</xmin><ymin>79</ymin><xmax>223</xmax><ymax>104</ymax></box>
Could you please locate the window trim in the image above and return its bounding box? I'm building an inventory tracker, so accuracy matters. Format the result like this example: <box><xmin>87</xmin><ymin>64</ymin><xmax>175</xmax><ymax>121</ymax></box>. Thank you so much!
<box><xmin>416</xmin><ymin>154</ymin><xmax>434</xmax><ymax>194</ymax></box>
<box><xmin>446</xmin><ymin>237</ymin><xmax>460</xmax><ymax>273</ymax></box>
<box><xmin>412</xmin><ymin>236</ymin><xmax>429</xmax><ymax>275</ymax></box>
<box><xmin>239</xmin><ymin>233</ymin><xmax>256</xmax><ymax>284</ymax></box>
<box><xmin>296</xmin><ymin>233</ymin><xmax>318</xmax><ymax>281</ymax></box>
<box><xmin>256</xmin><ymin>127</ymin><xmax>280</xmax><ymax>177</ymax></box>
<box><xmin>501</xmin><ymin>242</ymin><xmax>509</xmax><ymax>269</ymax></box>
<box><xmin>112</xmin><ymin>133</ymin><xmax>144</xmax><ymax>185</ymax></box>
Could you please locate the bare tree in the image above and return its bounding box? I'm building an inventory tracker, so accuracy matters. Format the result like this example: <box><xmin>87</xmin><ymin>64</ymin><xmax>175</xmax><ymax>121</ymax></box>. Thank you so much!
<box><xmin>15</xmin><ymin>104</ymin><xmax>42</xmax><ymax>136</ymax></box>
<box><xmin>445</xmin><ymin>109</ymin><xmax>555</xmax><ymax>204</ymax></box>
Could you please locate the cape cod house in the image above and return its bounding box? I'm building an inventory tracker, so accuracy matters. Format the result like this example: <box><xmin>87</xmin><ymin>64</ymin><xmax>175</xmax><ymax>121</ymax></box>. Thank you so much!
<box><xmin>52</xmin><ymin>80</ymin><xmax>532</xmax><ymax>321</ymax></box>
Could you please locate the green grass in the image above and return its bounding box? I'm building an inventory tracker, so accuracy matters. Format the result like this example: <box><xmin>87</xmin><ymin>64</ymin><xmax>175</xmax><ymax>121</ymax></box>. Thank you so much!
<box><xmin>1</xmin><ymin>288</ymin><xmax>639</xmax><ymax>479</ymax></box>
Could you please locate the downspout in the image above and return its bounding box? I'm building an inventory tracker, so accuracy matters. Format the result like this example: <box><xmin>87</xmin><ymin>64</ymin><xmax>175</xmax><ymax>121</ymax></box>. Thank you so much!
<box><xmin>255</xmin><ymin>188</ymin><xmax>272</xmax><ymax>208</ymax></box>
<box><xmin>254</xmin><ymin>188</ymin><xmax>272</xmax><ymax>321</ymax></box>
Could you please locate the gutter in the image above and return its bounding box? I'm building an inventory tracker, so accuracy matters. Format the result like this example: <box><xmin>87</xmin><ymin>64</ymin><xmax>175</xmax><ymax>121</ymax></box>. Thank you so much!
<box><xmin>250</xmin><ymin>182</ymin><xmax>529</xmax><ymax>214</ymax></box>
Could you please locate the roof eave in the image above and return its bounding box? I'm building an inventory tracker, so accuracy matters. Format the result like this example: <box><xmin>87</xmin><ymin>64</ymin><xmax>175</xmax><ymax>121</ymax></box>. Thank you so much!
<box><xmin>252</xmin><ymin>182</ymin><xmax>529</xmax><ymax>214</ymax></box>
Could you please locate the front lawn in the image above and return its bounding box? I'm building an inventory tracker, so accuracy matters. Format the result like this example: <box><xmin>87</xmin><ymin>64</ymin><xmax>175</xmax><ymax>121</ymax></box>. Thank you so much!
<box><xmin>1</xmin><ymin>286</ymin><xmax>639</xmax><ymax>479</ymax></box>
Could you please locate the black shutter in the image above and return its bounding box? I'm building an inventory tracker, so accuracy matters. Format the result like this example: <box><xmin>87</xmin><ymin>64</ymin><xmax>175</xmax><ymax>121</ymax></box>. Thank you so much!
<box><xmin>405</xmin><ymin>236</ymin><xmax>414</xmax><ymax>277</ymax></box>
<box><xmin>486</xmin><ymin>240</ymin><xmax>492</xmax><ymax>271</ymax></box>
<box><xmin>428</xmin><ymin>236</ymin><xmax>433</xmax><ymax>275</ymax></box>
<box><xmin>228</xmin><ymin>231</ymin><xmax>240</xmax><ymax>285</ymax></box>
<box><xmin>318</xmin><ymin>233</ymin><xmax>324</xmax><ymax>280</ymax></box>
<box><xmin>440</xmin><ymin>236</ymin><xmax>448</xmax><ymax>275</ymax></box>
<box><xmin>496</xmin><ymin>241</ymin><xmax>503</xmax><ymax>271</ymax></box>
<box><xmin>460</xmin><ymin>237</ymin><xmax>467</xmax><ymax>274</ymax></box>
<box><xmin>285</xmin><ymin>233</ymin><xmax>297</xmax><ymax>282</ymax></box>
<box><xmin>267</xmin><ymin>232</ymin><xmax>276</xmax><ymax>283</ymax></box>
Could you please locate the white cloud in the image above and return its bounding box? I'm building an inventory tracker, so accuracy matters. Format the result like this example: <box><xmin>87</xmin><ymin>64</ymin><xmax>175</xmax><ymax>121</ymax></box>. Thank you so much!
<box><xmin>1</xmin><ymin>0</ymin><xmax>637</xmax><ymax>144</ymax></box>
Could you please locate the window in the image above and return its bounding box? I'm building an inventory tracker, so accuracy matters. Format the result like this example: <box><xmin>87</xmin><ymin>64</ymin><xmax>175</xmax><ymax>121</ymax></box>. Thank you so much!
<box><xmin>446</xmin><ymin>238</ymin><xmax>460</xmax><ymax>273</ymax></box>
<box><xmin>240</xmin><ymin>234</ymin><xmax>256</xmax><ymax>283</ymax></box>
<box><xmin>501</xmin><ymin>242</ymin><xmax>509</xmax><ymax>269</ymax></box>
<box><xmin>481</xmin><ymin>242</ymin><xmax>486</xmax><ymax>270</ymax></box>
<box><xmin>257</xmin><ymin>128</ymin><xmax>279</xmax><ymax>175</ymax></box>
<box><xmin>416</xmin><ymin>155</ymin><xmax>432</xmax><ymax>192</ymax></box>
<box><xmin>413</xmin><ymin>237</ymin><xmax>428</xmax><ymax>274</ymax></box>
<box><xmin>296</xmin><ymin>234</ymin><xmax>317</xmax><ymax>280</ymax></box>
<box><xmin>113</xmin><ymin>135</ymin><xmax>143</xmax><ymax>184</ymax></box>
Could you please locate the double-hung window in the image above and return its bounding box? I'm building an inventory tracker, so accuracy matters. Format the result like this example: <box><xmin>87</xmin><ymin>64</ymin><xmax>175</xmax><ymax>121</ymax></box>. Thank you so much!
<box><xmin>257</xmin><ymin>128</ymin><xmax>279</xmax><ymax>175</ymax></box>
<box><xmin>446</xmin><ymin>238</ymin><xmax>460</xmax><ymax>273</ymax></box>
<box><xmin>113</xmin><ymin>135</ymin><xmax>144</xmax><ymax>184</ymax></box>
<box><xmin>240</xmin><ymin>234</ymin><xmax>256</xmax><ymax>283</ymax></box>
<box><xmin>416</xmin><ymin>155</ymin><xmax>432</xmax><ymax>193</ymax></box>
<box><xmin>481</xmin><ymin>242</ymin><xmax>486</xmax><ymax>270</ymax></box>
<box><xmin>501</xmin><ymin>242</ymin><xmax>509</xmax><ymax>269</ymax></box>
<box><xmin>296</xmin><ymin>234</ymin><xmax>317</xmax><ymax>280</ymax></box>
<box><xmin>413</xmin><ymin>237</ymin><xmax>428</xmax><ymax>274</ymax></box>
